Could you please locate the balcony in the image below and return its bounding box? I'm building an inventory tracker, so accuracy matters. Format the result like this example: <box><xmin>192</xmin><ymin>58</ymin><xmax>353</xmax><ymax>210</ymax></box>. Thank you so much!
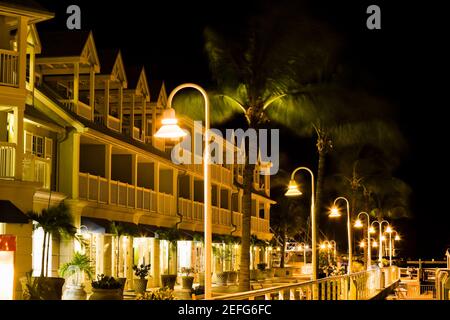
<box><xmin>185</xmin><ymin>163</ymin><xmax>232</xmax><ymax>185</ymax></box>
<box><xmin>0</xmin><ymin>49</ymin><xmax>19</xmax><ymax>87</ymax></box>
<box><xmin>251</xmin><ymin>216</ymin><xmax>270</xmax><ymax>234</ymax></box>
<box><xmin>0</xmin><ymin>142</ymin><xmax>15</xmax><ymax>179</ymax></box>
<box><xmin>78</xmin><ymin>172</ymin><xmax>176</xmax><ymax>216</ymax></box>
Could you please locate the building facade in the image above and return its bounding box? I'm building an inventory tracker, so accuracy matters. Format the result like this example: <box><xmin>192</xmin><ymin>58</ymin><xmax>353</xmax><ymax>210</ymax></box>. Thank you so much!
<box><xmin>0</xmin><ymin>2</ymin><xmax>274</xmax><ymax>299</ymax></box>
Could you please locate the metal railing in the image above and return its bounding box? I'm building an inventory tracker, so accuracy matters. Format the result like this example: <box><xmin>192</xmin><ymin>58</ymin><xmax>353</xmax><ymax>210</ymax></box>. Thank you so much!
<box><xmin>212</xmin><ymin>267</ymin><xmax>399</xmax><ymax>300</ymax></box>
<box><xmin>0</xmin><ymin>49</ymin><xmax>19</xmax><ymax>87</ymax></box>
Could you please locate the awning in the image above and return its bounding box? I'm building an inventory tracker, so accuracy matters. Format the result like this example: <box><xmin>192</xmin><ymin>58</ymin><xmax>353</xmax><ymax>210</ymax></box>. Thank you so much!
<box><xmin>80</xmin><ymin>216</ymin><xmax>111</xmax><ymax>234</ymax></box>
<box><xmin>0</xmin><ymin>200</ymin><xmax>30</xmax><ymax>224</ymax></box>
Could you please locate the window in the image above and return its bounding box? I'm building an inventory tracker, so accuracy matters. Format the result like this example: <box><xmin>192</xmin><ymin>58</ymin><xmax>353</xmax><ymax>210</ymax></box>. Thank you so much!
<box><xmin>32</xmin><ymin>135</ymin><xmax>44</xmax><ymax>157</ymax></box>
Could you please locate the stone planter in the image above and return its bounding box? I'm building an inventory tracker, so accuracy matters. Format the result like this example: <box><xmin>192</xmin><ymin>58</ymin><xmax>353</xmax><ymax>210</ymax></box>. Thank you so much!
<box><xmin>227</xmin><ymin>271</ymin><xmax>238</xmax><ymax>284</ymax></box>
<box><xmin>161</xmin><ymin>274</ymin><xmax>177</xmax><ymax>289</ymax></box>
<box><xmin>62</xmin><ymin>285</ymin><xmax>87</xmax><ymax>300</ymax></box>
<box><xmin>181</xmin><ymin>276</ymin><xmax>194</xmax><ymax>290</ymax></box>
<box><xmin>117</xmin><ymin>277</ymin><xmax>127</xmax><ymax>296</ymax></box>
<box><xmin>133</xmin><ymin>278</ymin><xmax>148</xmax><ymax>294</ymax></box>
<box><xmin>89</xmin><ymin>288</ymin><xmax>122</xmax><ymax>300</ymax></box>
<box><xmin>216</xmin><ymin>272</ymin><xmax>228</xmax><ymax>285</ymax></box>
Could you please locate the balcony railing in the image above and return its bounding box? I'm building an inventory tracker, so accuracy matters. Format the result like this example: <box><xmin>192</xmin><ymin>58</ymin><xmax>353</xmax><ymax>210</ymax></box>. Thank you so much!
<box><xmin>60</xmin><ymin>99</ymin><xmax>92</xmax><ymax>120</ymax></box>
<box><xmin>22</xmin><ymin>154</ymin><xmax>51</xmax><ymax>189</ymax></box>
<box><xmin>0</xmin><ymin>142</ymin><xmax>15</xmax><ymax>178</ymax></box>
<box><xmin>133</xmin><ymin>126</ymin><xmax>141</xmax><ymax>140</ymax></box>
<box><xmin>0</xmin><ymin>49</ymin><xmax>19</xmax><ymax>87</ymax></box>
<box><xmin>78</xmin><ymin>172</ymin><xmax>175</xmax><ymax>216</ymax></box>
<box><xmin>107</xmin><ymin>115</ymin><xmax>120</xmax><ymax>132</ymax></box>
<box><xmin>212</xmin><ymin>267</ymin><xmax>400</xmax><ymax>300</ymax></box>
<box><xmin>251</xmin><ymin>216</ymin><xmax>270</xmax><ymax>234</ymax></box>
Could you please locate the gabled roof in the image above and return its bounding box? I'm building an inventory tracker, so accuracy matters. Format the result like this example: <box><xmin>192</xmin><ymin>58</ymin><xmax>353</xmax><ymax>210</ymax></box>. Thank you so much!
<box><xmin>149</xmin><ymin>79</ymin><xmax>164</xmax><ymax>102</ymax></box>
<box><xmin>37</xmin><ymin>30</ymin><xmax>100</xmax><ymax>71</ymax></box>
<box><xmin>0</xmin><ymin>0</ymin><xmax>54</xmax><ymax>23</ymax></box>
<box><xmin>125</xmin><ymin>65</ymin><xmax>149</xmax><ymax>98</ymax></box>
<box><xmin>98</xmin><ymin>49</ymin><xmax>127</xmax><ymax>86</ymax></box>
<box><xmin>27</xmin><ymin>24</ymin><xmax>41</xmax><ymax>53</ymax></box>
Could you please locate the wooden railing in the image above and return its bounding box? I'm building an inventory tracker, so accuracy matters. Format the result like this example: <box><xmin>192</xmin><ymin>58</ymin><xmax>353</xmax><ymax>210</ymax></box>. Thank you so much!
<box><xmin>251</xmin><ymin>216</ymin><xmax>270</xmax><ymax>234</ymax></box>
<box><xmin>107</xmin><ymin>115</ymin><xmax>120</xmax><ymax>132</ymax></box>
<box><xmin>59</xmin><ymin>99</ymin><xmax>92</xmax><ymax>120</ymax></box>
<box><xmin>0</xmin><ymin>142</ymin><xmax>15</xmax><ymax>178</ymax></box>
<box><xmin>212</xmin><ymin>267</ymin><xmax>399</xmax><ymax>300</ymax></box>
<box><xmin>22</xmin><ymin>154</ymin><xmax>51</xmax><ymax>189</ymax></box>
<box><xmin>78</xmin><ymin>172</ymin><xmax>175</xmax><ymax>216</ymax></box>
<box><xmin>0</xmin><ymin>49</ymin><xmax>19</xmax><ymax>87</ymax></box>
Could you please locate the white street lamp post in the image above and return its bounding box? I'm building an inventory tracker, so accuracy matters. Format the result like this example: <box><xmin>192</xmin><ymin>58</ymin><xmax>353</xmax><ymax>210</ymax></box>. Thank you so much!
<box><xmin>154</xmin><ymin>83</ymin><xmax>212</xmax><ymax>299</ymax></box>
<box><xmin>285</xmin><ymin>167</ymin><xmax>317</xmax><ymax>283</ymax></box>
<box><xmin>370</xmin><ymin>220</ymin><xmax>390</xmax><ymax>267</ymax></box>
<box><xmin>355</xmin><ymin>212</ymin><xmax>371</xmax><ymax>270</ymax></box>
<box><xmin>330</xmin><ymin>197</ymin><xmax>352</xmax><ymax>274</ymax></box>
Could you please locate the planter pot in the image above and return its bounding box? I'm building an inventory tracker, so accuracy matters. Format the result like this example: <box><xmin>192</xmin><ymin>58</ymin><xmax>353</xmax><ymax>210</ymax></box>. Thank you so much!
<box><xmin>134</xmin><ymin>279</ymin><xmax>148</xmax><ymax>294</ymax></box>
<box><xmin>62</xmin><ymin>285</ymin><xmax>87</xmax><ymax>300</ymax></box>
<box><xmin>161</xmin><ymin>274</ymin><xmax>177</xmax><ymax>289</ymax></box>
<box><xmin>89</xmin><ymin>288</ymin><xmax>122</xmax><ymax>300</ymax></box>
<box><xmin>198</xmin><ymin>273</ymin><xmax>205</xmax><ymax>285</ymax></box>
<box><xmin>117</xmin><ymin>277</ymin><xmax>127</xmax><ymax>296</ymax></box>
<box><xmin>227</xmin><ymin>271</ymin><xmax>238</xmax><ymax>284</ymax></box>
<box><xmin>181</xmin><ymin>276</ymin><xmax>194</xmax><ymax>290</ymax></box>
<box><xmin>21</xmin><ymin>277</ymin><xmax>65</xmax><ymax>300</ymax></box>
<box><xmin>215</xmin><ymin>272</ymin><xmax>228</xmax><ymax>285</ymax></box>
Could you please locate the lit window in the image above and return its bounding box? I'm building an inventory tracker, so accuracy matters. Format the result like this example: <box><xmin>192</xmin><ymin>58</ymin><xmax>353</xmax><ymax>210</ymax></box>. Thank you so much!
<box><xmin>32</xmin><ymin>135</ymin><xmax>44</xmax><ymax>158</ymax></box>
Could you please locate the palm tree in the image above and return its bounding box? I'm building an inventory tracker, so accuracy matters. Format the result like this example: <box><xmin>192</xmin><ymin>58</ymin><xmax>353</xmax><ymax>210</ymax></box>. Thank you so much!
<box><xmin>27</xmin><ymin>202</ymin><xmax>78</xmax><ymax>277</ymax></box>
<box><xmin>173</xmin><ymin>4</ymin><xmax>340</xmax><ymax>291</ymax></box>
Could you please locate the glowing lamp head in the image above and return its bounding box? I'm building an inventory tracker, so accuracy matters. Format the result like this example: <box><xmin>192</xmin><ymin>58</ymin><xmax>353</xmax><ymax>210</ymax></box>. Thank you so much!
<box><xmin>354</xmin><ymin>219</ymin><xmax>363</xmax><ymax>228</ymax></box>
<box><xmin>305</xmin><ymin>244</ymin><xmax>309</xmax><ymax>249</ymax></box>
<box><xmin>329</xmin><ymin>206</ymin><xmax>341</xmax><ymax>218</ymax></box>
<box><xmin>154</xmin><ymin>108</ymin><xmax>187</xmax><ymax>139</ymax></box>
<box><xmin>369</xmin><ymin>226</ymin><xmax>376</xmax><ymax>234</ymax></box>
<box><xmin>395</xmin><ymin>235</ymin><xmax>401</xmax><ymax>241</ymax></box>
<box><xmin>372</xmin><ymin>241</ymin><xmax>378</xmax><ymax>248</ymax></box>
<box><xmin>320</xmin><ymin>243</ymin><xmax>326</xmax><ymax>250</ymax></box>
<box><xmin>285</xmin><ymin>180</ymin><xmax>302</xmax><ymax>197</ymax></box>
<box><xmin>381</xmin><ymin>235</ymin><xmax>386</xmax><ymax>241</ymax></box>
<box><xmin>359</xmin><ymin>241</ymin><xmax>365</xmax><ymax>248</ymax></box>
<box><xmin>385</xmin><ymin>226</ymin><xmax>393</xmax><ymax>233</ymax></box>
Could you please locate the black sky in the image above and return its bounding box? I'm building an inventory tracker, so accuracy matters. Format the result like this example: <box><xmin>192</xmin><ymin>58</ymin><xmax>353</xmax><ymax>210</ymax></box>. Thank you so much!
<box><xmin>34</xmin><ymin>0</ymin><xmax>449</xmax><ymax>258</ymax></box>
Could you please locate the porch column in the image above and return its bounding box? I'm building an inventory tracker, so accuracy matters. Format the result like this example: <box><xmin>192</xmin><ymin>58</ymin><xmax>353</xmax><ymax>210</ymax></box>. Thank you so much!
<box><xmin>58</xmin><ymin>131</ymin><xmax>80</xmax><ymax>199</ymax></box>
<box><xmin>103</xmin><ymin>235</ymin><xmax>113</xmax><ymax>276</ymax></box>
<box><xmin>132</xmin><ymin>154</ymin><xmax>137</xmax><ymax>208</ymax></box>
<box><xmin>105</xmin><ymin>144</ymin><xmax>112</xmax><ymax>203</ymax></box>
<box><xmin>142</xmin><ymin>96</ymin><xmax>147</xmax><ymax>142</ymax></box>
<box><xmin>154</xmin><ymin>162</ymin><xmax>160</xmax><ymax>213</ymax></box>
<box><xmin>126</xmin><ymin>236</ymin><xmax>134</xmax><ymax>290</ymax></box>
<box><xmin>130</xmin><ymin>94</ymin><xmax>135</xmax><ymax>137</ymax></box>
<box><xmin>13</xmin><ymin>105</ymin><xmax>24</xmax><ymax>180</ymax></box>
<box><xmin>118</xmin><ymin>86</ymin><xmax>123</xmax><ymax>132</ymax></box>
<box><xmin>90</xmin><ymin>66</ymin><xmax>95</xmax><ymax>120</ymax></box>
<box><xmin>73</xmin><ymin>63</ymin><xmax>79</xmax><ymax>114</ymax></box>
<box><xmin>104</xmin><ymin>80</ymin><xmax>110</xmax><ymax>124</ymax></box>
<box><xmin>29</xmin><ymin>46</ymin><xmax>35</xmax><ymax>90</ymax></box>
<box><xmin>151</xmin><ymin>238</ymin><xmax>161</xmax><ymax>287</ymax></box>
<box><xmin>190</xmin><ymin>175</ymin><xmax>194</xmax><ymax>220</ymax></box>
<box><xmin>17</xmin><ymin>16</ymin><xmax>28</xmax><ymax>90</ymax></box>
<box><xmin>151</xmin><ymin>104</ymin><xmax>157</xmax><ymax>145</ymax></box>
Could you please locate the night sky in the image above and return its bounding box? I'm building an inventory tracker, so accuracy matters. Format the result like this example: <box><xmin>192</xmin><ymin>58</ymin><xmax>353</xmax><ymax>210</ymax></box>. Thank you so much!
<box><xmin>34</xmin><ymin>0</ymin><xmax>449</xmax><ymax>259</ymax></box>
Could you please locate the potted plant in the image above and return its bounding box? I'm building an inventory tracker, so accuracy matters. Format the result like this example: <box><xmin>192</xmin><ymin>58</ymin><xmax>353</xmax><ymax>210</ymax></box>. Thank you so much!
<box><xmin>60</xmin><ymin>252</ymin><xmax>94</xmax><ymax>300</ymax></box>
<box><xmin>25</xmin><ymin>203</ymin><xmax>79</xmax><ymax>300</ymax></box>
<box><xmin>133</xmin><ymin>263</ymin><xmax>151</xmax><ymax>294</ymax></box>
<box><xmin>136</xmin><ymin>287</ymin><xmax>175</xmax><ymax>300</ymax></box>
<box><xmin>89</xmin><ymin>274</ymin><xmax>123</xmax><ymax>300</ymax></box>
<box><xmin>157</xmin><ymin>227</ymin><xmax>181</xmax><ymax>289</ymax></box>
<box><xmin>180</xmin><ymin>267</ymin><xmax>195</xmax><ymax>290</ymax></box>
<box><xmin>213</xmin><ymin>245</ymin><xmax>232</xmax><ymax>285</ymax></box>
<box><xmin>257</xmin><ymin>262</ymin><xmax>268</xmax><ymax>280</ymax></box>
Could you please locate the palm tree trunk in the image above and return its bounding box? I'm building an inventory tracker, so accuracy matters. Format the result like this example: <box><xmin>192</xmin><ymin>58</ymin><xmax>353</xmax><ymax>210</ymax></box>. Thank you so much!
<box><xmin>314</xmin><ymin>149</ymin><xmax>326</xmax><ymax>277</ymax></box>
<box><xmin>46</xmin><ymin>232</ymin><xmax>51</xmax><ymax>277</ymax></box>
<box><xmin>116</xmin><ymin>236</ymin><xmax>120</xmax><ymax>277</ymax></box>
<box><xmin>41</xmin><ymin>231</ymin><xmax>47</xmax><ymax>277</ymax></box>
<box><xmin>238</xmin><ymin>161</ymin><xmax>255</xmax><ymax>292</ymax></box>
